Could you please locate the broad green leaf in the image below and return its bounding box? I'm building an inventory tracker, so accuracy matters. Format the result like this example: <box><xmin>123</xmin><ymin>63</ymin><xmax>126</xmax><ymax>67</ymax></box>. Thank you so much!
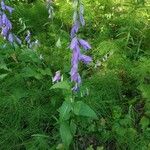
<box><xmin>51</xmin><ymin>81</ymin><xmax>70</xmax><ymax>90</ymax></box>
<box><xmin>60</xmin><ymin>122</ymin><xmax>73</xmax><ymax>149</ymax></box>
<box><xmin>59</xmin><ymin>101</ymin><xmax>72</xmax><ymax>121</ymax></box>
<box><xmin>73</xmin><ymin>101</ymin><xmax>98</xmax><ymax>119</ymax></box>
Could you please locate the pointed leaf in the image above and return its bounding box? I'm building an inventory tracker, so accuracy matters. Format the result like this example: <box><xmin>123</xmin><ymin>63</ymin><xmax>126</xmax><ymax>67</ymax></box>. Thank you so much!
<box><xmin>59</xmin><ymin>101</ymin><xmax>72</xmax><ymax>121</ymax></box>
<box><xmin>60</xmin><ymin>122</ymin><xmax>73</xmax><ymax>149</ymax></box>
<box><xmin>51</xmin><ymin>81</ymin><xmax>70</xmax><ymax>90</ymax></box>
<box><xmin>73</xmin><ymin>101</ymin><xmax>98</xmax><ymax>119</ymax></box>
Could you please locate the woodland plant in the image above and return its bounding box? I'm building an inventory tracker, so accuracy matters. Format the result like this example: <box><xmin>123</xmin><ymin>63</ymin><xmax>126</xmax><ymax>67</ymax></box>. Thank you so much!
<box><xmin>0</xmin><ymin>0</ymin><xmax>150</xmax><ymax>150</ymax></box>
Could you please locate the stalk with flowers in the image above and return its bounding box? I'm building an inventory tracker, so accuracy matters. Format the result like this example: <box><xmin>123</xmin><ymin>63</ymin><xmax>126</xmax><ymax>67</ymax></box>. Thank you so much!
<box><xmin>51</xmin><ymin>0</ymin><xmax>97</xmax><ymax>149</ymax></box>
<box><xmin>0</xmin><ymin>0</ymin><xmax>97</xmax><ymax>149</ymax></box>
<box><xmin>70</xmin><ymin>0</ymin><xmax>92</xmax><ymax>91</ymax></box>
<box><xmin>0</xmin><ymin>0</ymin><xmax>21</xmax><ymax>44</ymax></box>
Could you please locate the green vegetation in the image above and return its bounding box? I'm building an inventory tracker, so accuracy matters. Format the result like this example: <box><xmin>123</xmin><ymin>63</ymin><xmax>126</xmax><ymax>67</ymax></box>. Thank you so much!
<box><xmin>0</xmin><ymin>0</ymin><xmax>150</xmax><ymax>149</ymax></box>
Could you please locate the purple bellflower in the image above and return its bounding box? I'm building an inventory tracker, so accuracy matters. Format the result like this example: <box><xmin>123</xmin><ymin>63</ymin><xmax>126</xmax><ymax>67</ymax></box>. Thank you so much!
<box><xmin>1</xmin><ymin>0</ymin><xmax>14</xmax><ymax>14</ymax></box>
<box><xmin>8</xmin><ymin>32</ymin><xmax>13</xmax><ymax>43</ymax></box>
<box><xmin>79</xmin><ymin>39</ymin><xmax>91</xmax><ymax>50</ymax></box>
<box><xmin>1</xmin><ymin>13</ymin><xmax>12</xmax><ymax>38</ymax></box>
<box><xmin>7</xmin><ymin>33</ymin><xmax>22</xmax><ymax>44</ymax></box>
<box><xmin>52</xmin><ymin>71</ymin><xmax>61</xmax><ymax>83</ymax></box>
<box><xmin>0</xmin><ymin>1</ymin><xmax>21</xmax><ymax>45</ymax></box>
<box><xmin>70</xmin><ymin>21</ymin><xmax>80</xmax><ymax>38</ymax></box>
<box><xmin>70</xmin><ymin>0</ymin><xmax>92</xmax><ymax>91</ymax></box>
<box><xmin>25</xmin><ymin>31</ymin><xmax>39</xmax><ymax>49</ymax></box>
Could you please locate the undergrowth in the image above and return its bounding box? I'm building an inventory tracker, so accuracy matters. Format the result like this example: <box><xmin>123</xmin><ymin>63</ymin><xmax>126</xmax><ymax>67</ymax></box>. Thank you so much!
<box><xmin>0</xmin><ymin>0</ymin><xmax>150</xmax><ymax>150</ymax></box>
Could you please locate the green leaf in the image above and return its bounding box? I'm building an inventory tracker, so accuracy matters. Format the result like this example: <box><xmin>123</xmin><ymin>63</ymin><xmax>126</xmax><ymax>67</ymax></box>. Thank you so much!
<box><xmin>59</xmin><ymin>101</ymin><xmax>72</xmax><ymax>121</ymax></box>
<box><xmin>60</xmin><ymin>122</ymin><xmax>73</xmax><ymax>149</ymax></box>
<box><xmin>70</xmin><ymin>120</ymin><xmax>77</xmax><ymax>136</ymax></box>
<box><xmin>50</xmin><ymin>81</ymin><xmax>70</xmax><ymax>90</ymax></box>
<box><xmin>73</xmin><ymin>101</ymin><xmax>98</xmax><ymax>119</ymax></box>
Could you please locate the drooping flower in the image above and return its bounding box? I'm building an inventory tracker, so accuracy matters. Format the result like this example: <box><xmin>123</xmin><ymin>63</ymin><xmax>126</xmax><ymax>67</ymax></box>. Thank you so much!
<box><xmin>70</xmin><ymin>37</ymin><xmax>78</xmax><ymax>50</ymax></box>
<box><xmin>70</xmin><ymin>21</ymin><xmax>80</xmax><ymax>38</ymax></box>
<box><xmin>79</xmin><ymin>39</ymin><xmax>91</xmax><ymax>50</ymax></box>
<box><xmin>1</xmin><ymin>13</ymin><xmax>12</xmax><ymax>35</ymax></box>
<box><xmin>8</xmin><ymin>33</ymin><xmax>13</xmax><ymax>43</ymax></box>
<box><xmin>70</xmin><ymin>0</ymin><xmax>92</xmax><ymax>92</ymax></box>
<box><xmin>7</xmin><ymin>33</ymin><xmax>22</xmax><ymax>45</ymax></box>
<box><xmin>52</xmin><ymin>71</ymin><xmax>61</xmax><ymax>83</ymax></box>
<box><xmin>0</xmin><ymin>1</ymin><xmax>21</xmax><ymax>44</ymax></box>
<box><xmin>79</xmin><ymin>54</ymin><xmax>92</xmax><ymax>64</ymax></box>
<box><xmin>1</xmin><ymin>0</ymin><xmax>14</xmax><ymax>14</ymax></box>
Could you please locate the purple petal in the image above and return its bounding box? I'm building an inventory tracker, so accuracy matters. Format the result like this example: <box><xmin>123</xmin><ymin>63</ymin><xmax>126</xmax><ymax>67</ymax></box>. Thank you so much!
<box><xmin>0</xmin><ymin>15</ymin><xmax>2</xmax><ymax>27</ymax></box>
<box><xmin>70</xmin><ymin>37</ymin><xmax>78</xmax><ymax>50</ymax></box>
<box><xmin>2</xmin><ymin>13</ymin><xmax>12</xmax><ymax>29</ymax></box>
<box><xmin>79</xmin><ymin>39</ymin><xmax>91</xmax><ymax>50</ymax></box>
<box><xmin>8</xmin><ymin>33</ymin><xmax>14</xmax><ymax>43</ymax></box>
<box><xmin>5</xmin><ymin>6</ymin><xmax>14</xmax><ymax>14</ymax></box>
<box><xmin>1</xmin><ymin>26</ymin><xmax>9</xmax><ymax>37</ymax></box>
<box><xmin>79</xmin><ymin>54</ymin><xmax>92</xmax><ymax>64</ymax></box>
<box><xmin>1</xmin><ymin>1</ymin><xmax>6</xmax><ymax>10</ymax></box>
<box><xmin>52</xmin><ymin>71</ymin><xmax>61</xmax><ymax>83</ymax></box>
<box><xmin>71</xmin><ymin>45</ymin><xmax>80</xmax><ymax>65</ymax></box>
<box><xmin>71</xmin><ymin>70</ymin><xmax>81</xmax><ymax>84</ymax></box>
<box><xmin>1</xmin><ymin>1</ymin><xmax>14</xmax><ymax>14</ymax></box>
<box><xmin>70</xmin><ymin>21</ymin><xmax>79</xmax><ymax>38</ymax></box>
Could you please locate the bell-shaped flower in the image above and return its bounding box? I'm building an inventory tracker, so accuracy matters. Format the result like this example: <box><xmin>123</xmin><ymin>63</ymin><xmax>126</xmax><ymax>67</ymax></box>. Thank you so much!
<box><xmin>8</xmin><ymin>33</ymin><xmax>14</xmax><ymax>43</ymax></box>
<box><xmin>1</xmin><ymin>26</ymin><xmax>9</xmax><ymax>37</ymax></box>
<box><xmin>70</xmin><ymin>21</ymin><xmax>79</xmax><ymax>38</ymax></box>
<box><xmin>52</xmin><ymin>71</ymin><xmax>61</xmax><ymax>83</ymax></box>
<box><xmin>2</xmin><ymin>13</ymin><xmax>12</xmax><ymax>29</ymax></box>
<box><xmin>70</xmin><ymin>37</ymin><xmax>79</xmax><ymax>50</ymax></box>
<box><xmin>1</xmin><ymin>1</ymin><xmax>14</xmax><ymax>14</ymax></box>
<box><xmin>79</xmin><ymin>39</ymin><xmax>91</xmax><ymax>50</ymax></box>
<box><xmin>79</xmin><ymin>54</ymin><xmax>92</xmax><ymax>64</ymax></box>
